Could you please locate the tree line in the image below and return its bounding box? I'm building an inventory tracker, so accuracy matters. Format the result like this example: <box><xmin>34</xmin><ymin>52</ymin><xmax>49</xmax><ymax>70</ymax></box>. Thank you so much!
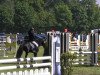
<box><xmin>0</xmin><ymin>0</ymin><xmax>100</xmax><ymax>34</ymax></box>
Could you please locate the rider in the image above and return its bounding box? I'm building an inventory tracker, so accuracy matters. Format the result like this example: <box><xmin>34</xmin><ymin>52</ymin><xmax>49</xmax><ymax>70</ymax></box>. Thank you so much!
<box><xmin>28</xmin><ymin>27</ymin><xmax>35</xmax><ymax>42</ymax></box>
<box><xmin>28</xmin><ymin>27</ymin><xmax>38</xmax><ymax>50</ymax></box>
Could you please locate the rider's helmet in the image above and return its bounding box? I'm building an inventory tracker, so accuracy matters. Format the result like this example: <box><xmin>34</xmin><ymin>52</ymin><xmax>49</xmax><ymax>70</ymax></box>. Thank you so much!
<box><xmin>30</xmin><ymin>27</ymin><xmax>34</xmax><ymax>31</ymax></box>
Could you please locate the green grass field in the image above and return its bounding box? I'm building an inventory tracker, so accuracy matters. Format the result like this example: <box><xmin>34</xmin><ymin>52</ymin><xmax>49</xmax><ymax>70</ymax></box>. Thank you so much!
<box><xmin>72</xmin><ymin>66</ymin><xmax>100</xmax><ymax>75</ymax></box>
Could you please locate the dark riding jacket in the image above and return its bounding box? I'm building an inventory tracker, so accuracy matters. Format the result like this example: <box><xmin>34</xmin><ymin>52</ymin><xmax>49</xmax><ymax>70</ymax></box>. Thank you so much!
<box><xmin>28</xmin><ymin>29</ymin><xmax>35</xmax><ymax>42</ymax></box>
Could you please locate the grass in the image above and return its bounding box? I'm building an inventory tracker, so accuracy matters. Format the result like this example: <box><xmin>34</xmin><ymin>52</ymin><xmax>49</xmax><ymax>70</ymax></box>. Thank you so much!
<box><xmin>0</xmin><ymin>46</ymin><xmax>44</xmax><ymax>59</ymax></box>
<box><xmin>72</xmin><ymin>66</ymin><xmax>100</xmax><ymax>75</ymax></box>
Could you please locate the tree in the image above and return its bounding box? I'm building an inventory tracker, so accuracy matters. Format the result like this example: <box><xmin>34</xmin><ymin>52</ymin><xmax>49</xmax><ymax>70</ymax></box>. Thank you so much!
<box><xmin>36</xmin><ymin>10</ymin><xmax>57</xmax><ymax>27</ymax></box>
<box><xmin>0</xmin><ymin>0</ymin><xmax>14</xmax><ymax>32</ymax></box>
<box><xmin>0</xmin><ymin>0</ymin><xmax>100</xmax><ymax>33</ymax></box>
<box><xmin>27</xmin><ymin>0</ymin><xmax>57</xmax><ymax>32</ymax></box>
<box><xmin>54</xmin><ymin>2</ymin><xmax>72</xmax><ymax>31</ymax></box>
<box><xmin>71</xmin><ymin>5</ymin><xmax>88</xmax><ymax>33</ymax></box>
<box><xmin>29</xmin><ymin>0</ymin><xmax>44</xmax><ymax>12</ymax></box>
<box><xmin>94</xmin><ymin>6</ymin><xmax>100</xmax><ymax>28</ymax></box>
<box><xmin>14</xmin><ymin>0</ymin><xmax>37</xmax><ymax>32</ymax></box>
<box><xmin>80</xmin><ymin>0</ymin><xmax>97</xmax><ymax>32</ymax></box>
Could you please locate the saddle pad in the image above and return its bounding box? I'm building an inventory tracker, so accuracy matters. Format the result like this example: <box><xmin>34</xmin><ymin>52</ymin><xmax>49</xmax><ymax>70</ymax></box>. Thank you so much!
<box><xmin>32</xmin><ymin>41</ymin><xmax>38</xmax><ymax>47</ymax></box>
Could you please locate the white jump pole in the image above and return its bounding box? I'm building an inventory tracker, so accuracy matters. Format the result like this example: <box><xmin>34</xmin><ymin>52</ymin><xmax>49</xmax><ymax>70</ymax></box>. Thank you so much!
<box><xmin>77</xmin><ymin>35</ymin><xmax>81</xmax><ymax>49</ymax></box>
<box><xmin>51</xmin><ymin>35</ymin><xmax>55</xmax><ymax>75</ymax></box>
<box><xmin>51</xmin><ymin>32</ymin><xmax>61</xmax><ymax>75</ymax></box>
<box><xmin>14</xmin><ymin>33</ymin><xmax>19</xmax><ymax>57</ymax></box>
<box><xmin>86</xmin><ymin>35</ymin><xmax>90</xmax><ymax>49</ymax></box>
<box><xmin>55</xmin><ymin>32</ymin><xmax>61</xmax><ymax>75</ymax></box>
<box><xmin>3</xmin><ymin>36</ymin><xmax>8</xmax><ymax>57</ymax></box>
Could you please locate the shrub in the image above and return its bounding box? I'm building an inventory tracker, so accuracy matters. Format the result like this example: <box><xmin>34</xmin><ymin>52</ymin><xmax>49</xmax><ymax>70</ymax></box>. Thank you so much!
<box><xmin>61</xmin><ymin>52</ymin><xmax>76</xmax><ymax>75</ymax></box>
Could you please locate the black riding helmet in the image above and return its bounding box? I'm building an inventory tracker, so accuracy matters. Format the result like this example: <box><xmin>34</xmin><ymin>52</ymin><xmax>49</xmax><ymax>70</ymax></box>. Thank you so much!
<box><xmin>30</xmin><ymin>27</ymin><xmax>34</xmax><ymax>31</ymax></box>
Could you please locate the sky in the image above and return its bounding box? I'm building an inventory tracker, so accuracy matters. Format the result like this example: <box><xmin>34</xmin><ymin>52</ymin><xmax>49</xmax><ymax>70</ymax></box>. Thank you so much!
<box><xmin>96</xmin><ymin>0</ymin><xmax>100</xmax><ymax>6</ymax></box>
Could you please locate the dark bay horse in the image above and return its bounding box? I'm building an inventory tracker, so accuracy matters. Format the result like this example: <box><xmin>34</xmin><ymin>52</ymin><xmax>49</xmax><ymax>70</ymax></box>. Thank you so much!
<box><xmin>16</xmin><ymin>34</ymin><xmax>47</xmax><ymax>58</ymax></box>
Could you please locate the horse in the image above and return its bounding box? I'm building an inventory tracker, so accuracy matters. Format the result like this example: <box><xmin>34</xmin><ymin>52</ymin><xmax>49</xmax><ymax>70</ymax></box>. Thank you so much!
<box><xmin>16</xmin><ymin>34</ymin><xmax>47</xmax><ymax>59</ymax></box>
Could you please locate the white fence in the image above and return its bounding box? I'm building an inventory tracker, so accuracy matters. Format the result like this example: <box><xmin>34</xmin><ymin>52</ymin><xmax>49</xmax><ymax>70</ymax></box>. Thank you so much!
<box><xmin>0</xmin><ymin>68</ymin><xmax>50</xmax><ymax>75</ymax></box>
<box><xmin>69</xmin><ymin>34</ymin><xmax>90</xmax><ymax>51</ymax></box>
<box><xmin>0</xmin><ymin>56</ymin><xmax>52</xmax><ymax>75</ymax></box>
<box><xmin>70</xmin><ymin>46</ymin><xmax>89</xmax><ymax>50</ymax></box>
<box><xmin>71</xmin><ymin>51</ymin><xmax>98</xmax><ymax>65</ymax></box>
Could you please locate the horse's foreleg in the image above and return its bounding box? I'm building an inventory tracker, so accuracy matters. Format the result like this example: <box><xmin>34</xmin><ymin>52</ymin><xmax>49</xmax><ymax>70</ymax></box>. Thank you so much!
<box><xmin>25</xmin><ymin>52</ymin><xmax>28</xmax><ymax>58</ymax></box>
<box><xmin>25</xmin><ymin>53</ymin><xmax>29</xmax><ymax>64</ymax></box>
<box><xmin>33</xmin><ymin>52</ymin><xmax>37</xmax><ymax>63</ymax></box>
<box><xmin>34</xmin><ymin>52</ymin><xmax>37</xmax><ymax>57</ymax></box>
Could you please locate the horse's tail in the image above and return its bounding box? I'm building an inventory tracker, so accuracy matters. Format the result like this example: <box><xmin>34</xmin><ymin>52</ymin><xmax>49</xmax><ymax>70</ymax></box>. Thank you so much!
<box><xmin>16</xmin><ymin>45</ymin><xmax>23</xmax><ymax>58</ymax></box>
